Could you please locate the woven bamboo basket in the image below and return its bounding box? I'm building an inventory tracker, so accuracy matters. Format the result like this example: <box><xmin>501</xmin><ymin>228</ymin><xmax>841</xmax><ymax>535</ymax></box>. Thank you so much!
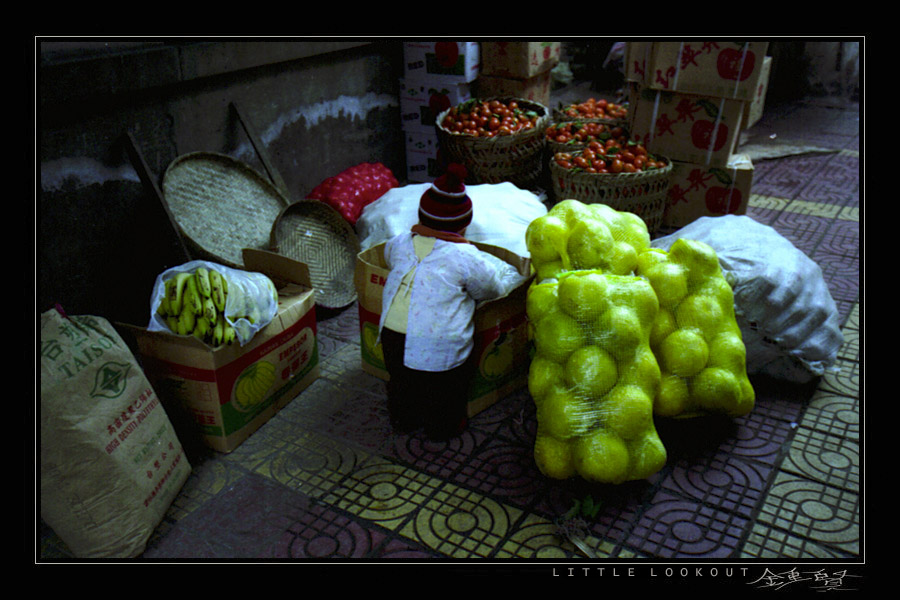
<box><xmin>162</xmin><ymin>152</ymin><xmax>289</xmax><ymax>268</ymax></box>
<box><xmin>552</xmin><ymin>100</ymin><xmax>629</xmax><ymax>131</ymax></box>
<box><xmin>549</xmin><ymin>154</ymin><xmax>673</xmax><ymax>234</ymax></box>
<box><xmin>435</xmin><ymin>97</ymin><xmax>549</xmax><ymax>189</ymax></box>
<box><xmin>269</xmin><ymin>200</ymin><xmax>361</xmax><ymax>309</ymax></box>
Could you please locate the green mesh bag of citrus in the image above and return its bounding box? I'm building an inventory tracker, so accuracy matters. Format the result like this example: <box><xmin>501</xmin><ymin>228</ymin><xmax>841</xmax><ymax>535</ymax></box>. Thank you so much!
<box><xmin>525</xmin><ymin>199</ymin><xmax>651</xmax><ymax>282</ymax></box>
<box><xmin>526</xmin><ymin>270</ymin><xmax>666</xmax><ymax>484</ymax></box>
<box><xmin>636</xmin><ymin>238</ymin><xmax>755</xmax><ymax>418</ymax></box>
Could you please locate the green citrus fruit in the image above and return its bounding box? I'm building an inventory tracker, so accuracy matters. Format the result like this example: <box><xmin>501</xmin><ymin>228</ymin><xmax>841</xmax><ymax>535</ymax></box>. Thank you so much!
<box><xmin>557</xmin><ymin>271</ymin><xmax>609</xmax><ymax>321</ymax></box>
<box><xmin>574</xmin><ymin>429</ymin><xmax>631</xmax><ymax>484</ymax></box>
<box><xmin>650</xmin><ymin>308</ymin><xmax>678</xmax><ymax>350</ymax></box>
<box><xmin>528</xmin><ymin>356</ymin><xmax>566</xmax><ymax>402</ymax></box>
<box><xmin>675</xmin><ymin>293</ymin><xmax>725</xmax><ymax>341</ymax></box>
<box><xmin>669</xmin><ymin>238</ymin><xmax>721</xmax><ymax>283</ymax></box>
<box><xmin>566</xmin><ymin>218</ymin><xmax>615</xmax><ymax>270</ymax></box>
<box><xmin>645</xmin><ymin>260</ymin><xmax>689</xmax><ymax>308</ymax></box>
<box><xmin>659</xmin><ymin>328</ymin><xmax>709</xmax><ymax>377</ymax></box>
<box><xmin>534</xmin><ymin>311</ymin><xmax>585</xmax><ymax>363</ymax></box>
<box><xmin>526</xmin><ymin>282</ymin><xmax>559</xmax><ymax>323</ymax></box>
<box><xmin>564</xmin><ymin>344</ymin><xmax>618</xmax><ymax>399</ymax></box>
<box><xmin>707</xmin><ymin>331</ymin><xmax>747</xmax><ymax>373</ymax></box>
<box><xmin>628</xmin><ymin>431</ymin><xmax>667</xmax><ymax>480</ymax></box>
<box><xmin>537</xmin><ymin>387</ymin><xmax>593</xmax><ymax>439</ymax></box>
<box><xmin>656</xmin><ymin>374</ymin><xmax>690</xmax><ymax>416</ymax></box>
<box><xmin>606</xmin><ymin>240</ymin><xmax>639</xmax><ymax>275</ymax></box>
<box><xmin>533</xmin><ymin>434</ymin><xmax>576</xmax><ymax>479</ymax></box>
<box><xmin>602</xmin><ymin>384</ymin><xmax>654</xmax><ymax>439</ymax></box>
<box><xmin>596</xmin><ymin>305</ymin><xmax>644</xmax><ymax>360</ymax></box>
<box><xmin>526</xmin><ymin>214</ymin><xmax>569</xmax><ymax>265</ymax></box>
<box><xmin>691</xmin><ymin>367</ymin><xmax>743</xmax><ymax>414</ymax></box>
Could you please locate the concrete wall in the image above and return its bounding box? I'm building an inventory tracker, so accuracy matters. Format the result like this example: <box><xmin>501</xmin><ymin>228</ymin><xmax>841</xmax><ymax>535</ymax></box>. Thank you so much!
<box><xmin>38</xmin><ymin>40</ymin><xmax>405</xmax><ymax>326</ymax></box>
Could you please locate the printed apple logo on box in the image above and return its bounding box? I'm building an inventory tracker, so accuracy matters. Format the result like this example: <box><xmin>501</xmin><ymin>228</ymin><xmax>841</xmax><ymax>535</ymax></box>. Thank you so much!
<box><xmin>717</xmin><ymin>47</ymin><xmax>756</xmax><ymax>82</ymax></box>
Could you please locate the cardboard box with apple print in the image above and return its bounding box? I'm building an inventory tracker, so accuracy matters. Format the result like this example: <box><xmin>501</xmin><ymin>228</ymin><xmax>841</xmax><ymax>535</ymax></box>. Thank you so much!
<box><xmin>399</xmin><ymin>77</ymin><xmax>473</xmax><ymax>133</ymax></box>
<box><xmin>742</xmin><ymin>55</ymin><xmax>772</xmax><ymax>131</ymax></box>
<box><xmin>628</xmin><ymin>83</ymin><xmax>745</xmax><ymax>168</ymax></box>
<box><xmin>475</xmin><ymin>70</ymin><xmax>553</xmax><ymax>108</ymax></box>
<box><xmin>404</xmin><ymin>129</ymin><xmax>441</xmax><ymax>183</ymax></box>
<box><xmin>403</xmin><ymin>41</ymin><xmax>480</xmax><ymax>83</ymax></box>
<box><xmin>662</xmin><ymin>154</ymin><xmax>754</xmax><ymax>229</ymax></box>
<box><xmin>481</xmin><ymin>42</ymin><xmax>561</xmax><ymax>79</ymax></box>
<box><xmin>626</xmin><ymin>41</ymin><xmax>769</xmax><ymax>102</ymax></box>
<box><xmin>354</xmin><ymin>241</ymin><xmax>533</xmax><ymax>417</ymax></box>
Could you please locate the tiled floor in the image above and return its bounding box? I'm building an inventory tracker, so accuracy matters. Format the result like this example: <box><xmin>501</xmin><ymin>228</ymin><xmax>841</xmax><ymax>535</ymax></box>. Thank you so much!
<box><xmin>38</xmin><ymin>96</ymin><xmax>861</xmax><ymax>578</ymax></box>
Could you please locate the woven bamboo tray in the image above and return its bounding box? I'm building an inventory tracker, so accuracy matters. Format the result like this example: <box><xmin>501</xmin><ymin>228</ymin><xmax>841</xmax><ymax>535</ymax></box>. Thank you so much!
<box><xmin>270</xmin><ymin>200</ymin><xmax>361</xmax><ymax>308</ymax></box>
<box><xmin>162</xmin><ymin>152</ymin><xmax>288</xmax><ymax>268</ymax></box>
<box><xmin>549</xmin><ymin>156</ymin><xmax>673</xmax><ymax>234</ymax></box>
<box><xmin>435</xmin><ymin>97</ymin><xmax>549</xmax><ymax>189</ymax></box>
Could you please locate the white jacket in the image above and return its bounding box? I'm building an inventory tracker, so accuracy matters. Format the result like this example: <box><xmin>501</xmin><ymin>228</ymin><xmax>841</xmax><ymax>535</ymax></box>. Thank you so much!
<box><xmin>379</xmin><ymin>232</ymin><xmax>522</xmax><ymax>372</ymax></box>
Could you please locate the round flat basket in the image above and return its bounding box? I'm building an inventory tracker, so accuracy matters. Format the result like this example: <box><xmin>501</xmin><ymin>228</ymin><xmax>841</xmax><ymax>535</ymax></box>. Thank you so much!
<box><xmin>435</xmin><ymin>97</ymin><xmax>549</xmax><ymax>189</ymax></box>
<box><xmin>550</xmin><ymin>157</ymin><xmax>672</xmax><ymax>234</ymax></box>
<box><xmin>270</xmin><ymin>200</ymin><xmax>361</xmax><ymax>309</ymax></box>
<box><xmin>162</xmin><ymin>152</ymin><xmax>289</xmax><ymax>268</ymax></box>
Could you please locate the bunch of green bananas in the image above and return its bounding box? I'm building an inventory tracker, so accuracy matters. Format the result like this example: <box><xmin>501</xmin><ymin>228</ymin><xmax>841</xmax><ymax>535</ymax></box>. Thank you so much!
<box><xmin>157</xmin><ymin>267</ymin><xmax>236</xmax><ymax>346</ymax></box>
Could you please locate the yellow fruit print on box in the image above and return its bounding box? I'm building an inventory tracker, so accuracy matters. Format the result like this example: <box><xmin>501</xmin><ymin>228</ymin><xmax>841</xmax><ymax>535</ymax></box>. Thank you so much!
<box><xmin>232</xmin><ymin>360</ymin><xmax>277</xmax><ymax>412</ymax></box>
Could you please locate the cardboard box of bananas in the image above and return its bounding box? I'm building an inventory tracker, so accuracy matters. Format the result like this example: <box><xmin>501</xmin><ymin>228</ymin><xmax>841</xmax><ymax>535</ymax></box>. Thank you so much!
<box><xmin>150</xmin><ymin>261</ymin><xmax>279</xmax><ymax>347</ymax></box>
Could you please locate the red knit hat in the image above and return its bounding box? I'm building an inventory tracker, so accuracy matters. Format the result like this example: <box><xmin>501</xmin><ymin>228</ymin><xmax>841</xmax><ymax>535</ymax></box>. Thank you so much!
<box><xmin>418</xmin><ymin>163</ymin><xmax>473</xmax><ymax>233</ymax></box>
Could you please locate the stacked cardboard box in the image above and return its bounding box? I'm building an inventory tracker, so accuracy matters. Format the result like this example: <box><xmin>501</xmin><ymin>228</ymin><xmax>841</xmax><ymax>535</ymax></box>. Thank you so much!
<box><xmin>625</xmin><ymin>41</ymin><xmax>771</xmax><ymax>229</ymax></box>
<box><xmin>122</xmin><ymin>250</ymin><xmax>320</xmax><ymax>453</ymax></box>
<box><xmin>401</xmin><ymin>42</ymin><xmax>479</xmax><ymax>183</ymax></box>
<box><xmin>476</xmin><ymin>42</ymin><xmax>561</xmax><ymax>107</ymax></box>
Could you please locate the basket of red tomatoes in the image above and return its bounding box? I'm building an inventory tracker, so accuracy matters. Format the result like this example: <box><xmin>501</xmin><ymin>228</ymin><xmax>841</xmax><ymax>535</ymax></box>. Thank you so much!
<box><xmin>436</xmin><ymin>97</ymin><xmax>549</xmax><ymax>189</ymax></box>
<box><xmin>544</xmin><ymin>121</ymin><xmax>627</xmax><ymax>155</ymax></box>
<box><xmin>553</xmin><ymin>97</ymin><xmax>629</xmax><ymax>129</ymax></box>
<box><xmin>549</xmin><ymin>135</ymin><xmax>672</xmax><ymax>234</ymax></box>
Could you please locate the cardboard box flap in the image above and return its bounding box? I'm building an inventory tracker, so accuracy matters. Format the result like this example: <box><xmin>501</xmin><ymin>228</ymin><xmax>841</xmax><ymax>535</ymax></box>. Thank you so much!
<box><xmin>243</xmin><ymin>248</ymin><xmax>311</xmax><ymax>289</ymax></box>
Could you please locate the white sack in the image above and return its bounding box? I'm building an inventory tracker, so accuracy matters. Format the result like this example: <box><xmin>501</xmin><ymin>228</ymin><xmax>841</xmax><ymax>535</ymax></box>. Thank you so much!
<box><xmin>652</xmin><ymin>215</ymin><xmax>845</xmax><ymax>383</ymax></box>
<box><xmin>357</xmin><ymin>182</ymin><xmax>548</xmax><ymax>258</ymax></box>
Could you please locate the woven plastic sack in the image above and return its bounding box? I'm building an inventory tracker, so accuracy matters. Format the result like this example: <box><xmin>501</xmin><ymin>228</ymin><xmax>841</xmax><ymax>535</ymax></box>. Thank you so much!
<box><xmin>40</xmin><ymin>309</ymin><xmax>191</xmax><ymax>558</ymax></box>
<box><xmin>147</xmin><ymin>260</ymin><xmax>278</xmax><ymax>347</ymax></box>
<box><xmin>636</xmin><ymin>239</ymin><xmax>755</xmax><ymax>418</ymax></box>
<box><xmin>356</xmin><ymin>181</ymin><xmax>547</xmax><ymax>259</ymax></box>
<box><xmin>525</xmin><ymin>199</ymin><xmax>651</xmax><ymax>282</ymax></box>
<box><xmin>526</xmin><ymin>270</ymin><xmax>666</xmax><ymax>484</ymax></box>
<box><xmin>652</xmin><ymin>215</ymin><xmax>844</xmax><ymax>383</ymax></box>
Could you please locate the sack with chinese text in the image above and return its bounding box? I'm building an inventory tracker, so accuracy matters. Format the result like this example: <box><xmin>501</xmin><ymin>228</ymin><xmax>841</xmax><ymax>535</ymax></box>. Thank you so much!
<box><xmin>40</xmin><ymin>308</ymin><xmax>191</xmax><ymax>558</ymax></box>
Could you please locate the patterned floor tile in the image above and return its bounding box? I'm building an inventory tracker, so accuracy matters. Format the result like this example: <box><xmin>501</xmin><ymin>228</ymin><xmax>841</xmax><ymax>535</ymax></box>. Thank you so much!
<box><xmin>277</xmin><ymin>498</ymin><xmax>397</xmax><ymax>559</ymax></box>
<box><xmin>754</xmin><ymin>471</ymin><xmax>860</xmax><ymax>555</ymax></box>
<box><xmin>740</xmin><ymin>522</ymin><xmax>856</xmax><ymax>559</ymax></box>
<box><xmin>397</xmin><ymin>480</ymin><xmax>523</xmax><ymax>558</ymax></box>
<box><xmin>780</xmin><ymin>427</ymin><xmax>859</xmax><ymax>492</ymax></box>
<box><xmin>837</xmin><ymin>327</ymin><xmax>859</xmax><ymax>361</ymax></box>
<box><xmin>325</xmin><ymin>456</ymin><xmax>445</xmax><ymax>532</ymax></box>
<box><xmin>822</xmin><ymin>218</ymin><xmax>860</xmax><ymax>256</ymax></box>
<box><xmin>233</xmin><ymin>423</ymin><xmax>373</xmax><ymax>498</ymax></box>
<box><xmin>451</xmin><ymin>436</ymin><xmax>546</xmax><ymax>509</ymax></box>
<box><xmin>659</xmin><ymin>453</ymin><xmax>773</xmax><ymax>519</ymax></box>
<box><xmin>770</xmin><ymin>210</ymin><xmax>835</xmax><ymax>256</ymax></box>
<box><xmin>494</xmin><ymin>512</ymin><xmax>588</xmax><ymax>559</ymax></box>
<box><xmin>802</xmin><ymin>386</ymin><xmax>859</xmax><ymax>442</ymax></box>
<box><xmin>817</xmin><ymin>356</ymin><xmax>861</xmax><ymax>398</ymax></box>
<box><xmin>626</xmin><ymin>489</ymin><xmax>750</xmax><ymax>558</ymax></box>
